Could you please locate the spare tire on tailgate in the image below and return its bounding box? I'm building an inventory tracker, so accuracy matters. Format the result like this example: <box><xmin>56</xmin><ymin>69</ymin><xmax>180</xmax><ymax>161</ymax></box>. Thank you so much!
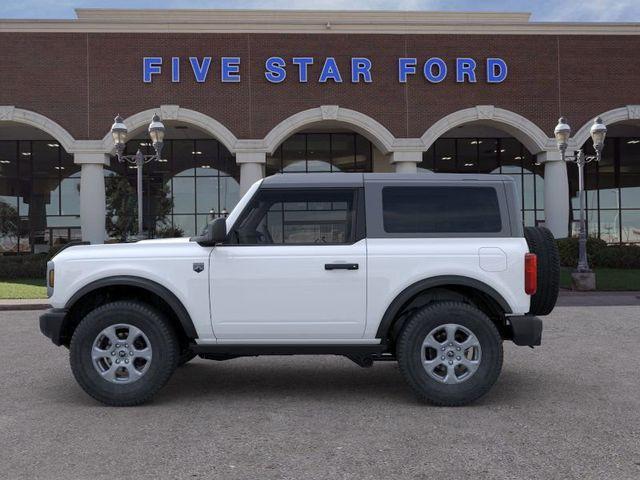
<box><xmin>524</xmin><ymin>226</ymin><xmax>560</xmax><ymax>315</ymax></box>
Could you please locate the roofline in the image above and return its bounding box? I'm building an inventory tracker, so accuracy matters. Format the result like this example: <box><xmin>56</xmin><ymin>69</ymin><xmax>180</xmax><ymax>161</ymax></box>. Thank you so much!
<box><xmin>0</xmin><ymin>9</ymin><xmax>638</xmax><ymax>35</ymax></box>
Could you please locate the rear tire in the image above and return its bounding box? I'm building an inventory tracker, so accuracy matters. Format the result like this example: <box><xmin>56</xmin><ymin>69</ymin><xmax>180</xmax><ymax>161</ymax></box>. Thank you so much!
<box><xmin>397</xmin><ymin>301</ymin><xmax>503</xmax><ymax>406</ymax></box>
<box><xmin>524</xmin><ymin>226</ymin><xmax>560</xmax><ymax>315</ymax></box>
<box><xmin>70</xmin><ymin>300</ymin><xmax>179</xmax><ymax>406</ymax></box>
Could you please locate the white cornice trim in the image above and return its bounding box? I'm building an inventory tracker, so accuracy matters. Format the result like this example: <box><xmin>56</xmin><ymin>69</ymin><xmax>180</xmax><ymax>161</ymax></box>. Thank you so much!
<box><xmin>1</xmin><ymin>9</ymin><xmax>639</xmax><ymax>35</ymax></box>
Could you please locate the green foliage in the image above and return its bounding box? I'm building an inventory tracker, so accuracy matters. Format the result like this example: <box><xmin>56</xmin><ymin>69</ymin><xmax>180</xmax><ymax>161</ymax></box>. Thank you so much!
<box><xmin>155</xmin><ymin>226</ymin><xmax>185</xmax><ymax>238</ymax></box>
<box><xmin>556</xmin><ymin>236</ymin><xmax>640</xmax><ymax>269</ymax></box>
<box><xmin>105</xmin><ymin>175</ymin><xmax>173</xmax><ymax>241</ymax></box>
<box><xmin>556</xmin><ymin>236</ymin><xmax>608</xmax><ymax>267</ymax></box>
<box><xmin>592</xmin><ymin>245</ymin><xmax>640</xmax><ymax>269</ymax></box>
<box><xmin>0</xmin><ymin>254</ymin><xmax>47</xmax><ymax>280</ymax></box>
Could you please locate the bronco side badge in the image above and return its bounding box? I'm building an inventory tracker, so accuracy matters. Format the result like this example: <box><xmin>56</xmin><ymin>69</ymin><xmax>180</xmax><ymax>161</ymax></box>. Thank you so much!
<box><xmin>193</xmin><ymin>262</ymin><xmax>205</xmax><ymax>273</ymax></box>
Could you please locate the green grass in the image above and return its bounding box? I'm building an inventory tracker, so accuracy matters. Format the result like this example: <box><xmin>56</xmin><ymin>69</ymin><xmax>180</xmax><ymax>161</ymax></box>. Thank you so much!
<box><xmin>0</xmin><ymin>278</ymin><xmax>47</xmax><ymax>299</ymax></box>
<box><xmin>560</xmin><ymin>268</ymin><xmax>640</xmax><ymax>291</ymax></box>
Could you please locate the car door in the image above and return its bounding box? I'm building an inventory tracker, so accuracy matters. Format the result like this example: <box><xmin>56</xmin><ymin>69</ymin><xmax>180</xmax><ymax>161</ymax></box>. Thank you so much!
<box><xmin>209</xmin><ymin>186</ymin><xmax>367</xmax><ymax>340</ymax></box>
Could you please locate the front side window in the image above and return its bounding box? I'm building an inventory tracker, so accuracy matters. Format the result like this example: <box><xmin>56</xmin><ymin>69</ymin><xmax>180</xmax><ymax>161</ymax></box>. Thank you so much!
<box><xmin>232</xmin><ymin>189</ymin><xmax>357</xmax><ymax>245</ymax></box>
<box><xmin>382</xmin><ymin>186</ymin><xmax>502</xmax><ymax>234</ymax></box>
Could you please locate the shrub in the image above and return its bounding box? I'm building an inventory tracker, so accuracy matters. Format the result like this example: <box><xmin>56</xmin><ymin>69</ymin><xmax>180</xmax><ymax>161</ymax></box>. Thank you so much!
<box><xmin>556</xmin><ymin>236</ymin><xmax>608</xmax><ymax>267</ymax></box>
<box><xmin>155</xmin><ymin>226</ymin><xmax>185</xmax><ymax>238</ymax></box>
<box><xmin>592</xmin><ymin>245</ymin><xmax>640</xmax><ymax>269</ymax></box>
<box><xmin>0</xmin><ymin>254</ymin><xmax>48</xmax><ymax>280</ymax></box>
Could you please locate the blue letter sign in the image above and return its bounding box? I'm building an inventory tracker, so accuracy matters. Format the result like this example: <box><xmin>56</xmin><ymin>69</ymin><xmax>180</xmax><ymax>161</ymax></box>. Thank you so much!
<box><xmin>487</xmin><ymin>58</ymin><xmax>508</xmax><ymax>83</ymax></box>
<box><xmin>143</xmin><ymin>57</ymin><xmax>162</xmax><ymax>83</ymax></box>
<box><xmin>265</xmin><ymin>56</ymin><xmax>287</xmax><ymax>83</ymax></box>
<box><xmin>189</xmin><ymin>57</ymin><xmax>211</xmax><ymax>83</ymax></box>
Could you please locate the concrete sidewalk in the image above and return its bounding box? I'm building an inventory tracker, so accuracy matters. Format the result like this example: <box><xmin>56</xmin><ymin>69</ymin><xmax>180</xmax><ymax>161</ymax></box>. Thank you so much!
<box><xmin>1</xmin><ymin>291</ymin><xmax>639</xmax><ymax>312</ymax></box>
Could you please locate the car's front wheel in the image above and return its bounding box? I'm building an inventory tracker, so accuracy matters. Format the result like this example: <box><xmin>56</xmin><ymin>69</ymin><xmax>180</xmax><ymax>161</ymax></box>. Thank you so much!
<box><xmin>396</xmin><ymin>301</ymin><xmax>503</xmax><ymax>406</ymax></box>
<box><xmin>70</xmin><ymin>300</ymin><xmax>179</xmax><ymax>406</ymax></box>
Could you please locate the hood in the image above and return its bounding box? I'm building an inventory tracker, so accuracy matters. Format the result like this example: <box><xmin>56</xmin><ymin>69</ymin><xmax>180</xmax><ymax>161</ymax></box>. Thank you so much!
<box><xmin>52</xmin><ymin>237</ymin><xmax>206</xmax><ymax>262</ymax></box>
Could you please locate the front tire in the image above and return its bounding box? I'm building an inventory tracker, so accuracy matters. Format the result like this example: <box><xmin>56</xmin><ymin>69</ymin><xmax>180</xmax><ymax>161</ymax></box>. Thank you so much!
<box><xmin>70</xmin><ymin>300</ymin><xmax>179</xmax><ymax>406</ymax></box>
<box><xmin>397</xmin><ymin>301</ymin><xmax>503</xmax><ymax>406</ymax></box>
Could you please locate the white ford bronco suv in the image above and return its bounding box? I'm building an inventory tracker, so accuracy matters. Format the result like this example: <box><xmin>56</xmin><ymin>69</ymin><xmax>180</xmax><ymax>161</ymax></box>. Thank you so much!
<box><xmin>40</xmin><ymin>173</ymin><xmax>559</xmax><ymax>406</ymax></box>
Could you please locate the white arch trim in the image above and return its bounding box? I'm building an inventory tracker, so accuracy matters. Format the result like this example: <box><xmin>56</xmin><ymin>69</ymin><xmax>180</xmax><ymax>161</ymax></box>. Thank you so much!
<box><xmin>100</xmin><ymin>105</ymin><xmax>239</xmax><ymax>154</ymax></box>
<box><xmin>421</xmin><ymin>105</ymin><xmax>553</xmax><ymax>154</ymax></box>
<box><xmin>0</xmin><ymin>106</ymin><xmax>76</xmax><ymax>153</ymax></box>
<box><xmin>572</xmin><ymin>105</ymin><xmax>640</xmax><ymax>148</ymax></box>
<box><xmin>263</xmin><ymin>106</ymin><xmax>396</xmax><ymax>155</ymax></box>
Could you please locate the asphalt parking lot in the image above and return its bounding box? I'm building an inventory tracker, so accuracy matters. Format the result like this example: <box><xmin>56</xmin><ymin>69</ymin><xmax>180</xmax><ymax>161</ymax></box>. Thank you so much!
<box><xmin>1</xmin><ymin>306</ymin><xmax>639</xmax><ymax>480</ymax></box>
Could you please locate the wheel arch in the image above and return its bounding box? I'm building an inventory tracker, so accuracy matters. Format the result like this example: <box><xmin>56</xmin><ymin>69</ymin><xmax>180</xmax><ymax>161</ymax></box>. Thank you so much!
<box><xmin>376</xmin><ymin>275</ymin><xmax>512</xmax><ymax>343</ymax></box>
<box><xmin>60</xmin><ymin>276</ymin><xmax>198</xmax><ymax>347</ymax></box>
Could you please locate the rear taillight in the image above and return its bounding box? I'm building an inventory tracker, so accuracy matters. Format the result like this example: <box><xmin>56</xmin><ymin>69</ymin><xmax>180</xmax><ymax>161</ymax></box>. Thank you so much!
<box><xmin>525</xmin><ymin>253</ymin><xmax>537</xmax><ymax>295</ymax></box>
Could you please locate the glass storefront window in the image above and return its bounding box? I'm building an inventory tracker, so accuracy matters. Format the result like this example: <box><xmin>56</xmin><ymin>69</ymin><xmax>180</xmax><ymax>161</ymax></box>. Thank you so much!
<box><xmin>107</xmin><ymin>138</ymin><xmax>240</xmax><ymax>239</ymax></box>
<box><xmin>569</xmin><ymin>136</ymin><xmax>640</xmax><ymax>244</ymax></box>
<box><xmin>267</xmin><ymin>132</ymin><xmax>372</xmax><ymax>174</ymax></box>
<box><xmin>0</xmin><ymin>140</ymin><xmax>80</xmax><ymax>253</ymax></box>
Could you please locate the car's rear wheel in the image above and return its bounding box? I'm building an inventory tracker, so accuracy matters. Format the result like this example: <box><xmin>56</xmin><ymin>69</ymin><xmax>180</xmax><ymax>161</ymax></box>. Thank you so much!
<box><xmin>396</xmin><ymin>301</ymin><xmax>503</xmax><ymax>406</ymax></box>
<box><xmin>70</xmin><ymin>300</ymin><xmax>179</xmax><ymax>406</ymax></box>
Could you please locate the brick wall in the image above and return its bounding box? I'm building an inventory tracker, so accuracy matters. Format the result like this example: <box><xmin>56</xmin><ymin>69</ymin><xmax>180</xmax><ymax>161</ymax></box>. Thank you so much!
<box><xmin>1</xmin><ymin>32</ymin><xmax>639</xmax><ymax>142</ymax></box>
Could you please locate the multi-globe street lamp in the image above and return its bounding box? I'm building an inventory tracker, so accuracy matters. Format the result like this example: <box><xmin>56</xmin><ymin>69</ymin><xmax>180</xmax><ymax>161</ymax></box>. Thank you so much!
<box><xmin>553</xmin><ymin>116</ymin><xmax>607</xmax><ymax>277</ymax></box>
<box><xmin>110</xmin><ymin>114</ymin><xmax>166</xmax><ymax>237</ymax></box>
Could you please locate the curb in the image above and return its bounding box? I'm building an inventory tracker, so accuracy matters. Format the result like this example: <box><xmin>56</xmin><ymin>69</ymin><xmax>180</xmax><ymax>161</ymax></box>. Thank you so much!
<box><xmin>0</xmin><ymin>302</ymin><xmax>50</xmax><ymax>312</ymax></box>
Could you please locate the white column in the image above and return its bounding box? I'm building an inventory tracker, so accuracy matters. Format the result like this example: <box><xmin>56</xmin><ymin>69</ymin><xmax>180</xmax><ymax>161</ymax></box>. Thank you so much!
<box><xmin>237</xmin><ymin>151</ymin><xmax>266</xmax><ymax>195</ymax></box>
<box><xmin>75</xmin><ymin>152</ymin><xmax>110</xmax><ymax>244</ymax></box>
<box><xmin>538</xmin><ymin>151</ymin><xmax>569</xmax><ymax>239</ymax></box>
<box><xmin>390</xmin><ymin>151</ymin><xmax>422</xmax><ymax>173</ymax></box>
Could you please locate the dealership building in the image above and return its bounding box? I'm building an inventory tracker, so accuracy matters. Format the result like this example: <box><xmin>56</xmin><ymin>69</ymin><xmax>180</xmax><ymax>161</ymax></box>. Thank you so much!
<box><xmin>1</xmin><ymin>8</ymin><xmax>640</xmax><ymax>252</ymax></box>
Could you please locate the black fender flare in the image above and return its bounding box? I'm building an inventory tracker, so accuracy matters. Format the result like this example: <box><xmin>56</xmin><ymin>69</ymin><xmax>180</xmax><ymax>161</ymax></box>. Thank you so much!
<box><xmin>65</xmin><ymin>275</ymin><xmax>198</xmax><ymax>339</ymax></box>
<box><xmin>375</xmin><ymin>275</ymin><xmax>512</xmax><ymax>340</ymax></box>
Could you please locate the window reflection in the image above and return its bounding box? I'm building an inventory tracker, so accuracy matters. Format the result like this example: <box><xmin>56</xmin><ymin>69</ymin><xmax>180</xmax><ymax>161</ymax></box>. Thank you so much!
<box><xmin>108</xmin><ymin>138</ymin><xmax>239</xmax><ymax>238</ymax></box>
<box><xmin>0</xmin><ymin>140</ymin><xmax>80</xmax><ymax>253</ymax></box>
<box><xmin>267</xmin><ymin>132</ymin><xmax>373</xmax><ymax>174</ymax></box>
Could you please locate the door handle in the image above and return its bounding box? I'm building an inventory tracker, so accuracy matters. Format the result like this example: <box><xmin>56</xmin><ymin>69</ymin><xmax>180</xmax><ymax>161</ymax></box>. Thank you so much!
<box><xmin>325</xmin><ymin>263</ymin><xmax>359</xmax><ymax>270</ymax></box>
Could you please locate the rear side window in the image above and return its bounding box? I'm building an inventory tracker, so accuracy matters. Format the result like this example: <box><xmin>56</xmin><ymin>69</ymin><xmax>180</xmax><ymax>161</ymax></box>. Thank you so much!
<box><xmin>382</xmin><ymin>186</ymin><xmax>502</xmax><ymax>233</ymax></box>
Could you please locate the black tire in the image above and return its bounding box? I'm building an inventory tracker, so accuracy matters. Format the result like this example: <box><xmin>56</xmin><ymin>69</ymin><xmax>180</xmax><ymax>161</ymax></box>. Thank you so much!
<box><xmin>70</xmin><ymin>300</ymin><xmax>179</xmax><ymax>406</ymax></box>
<box><xmin>397</xmin><ymin>301</ymin><xmax>503</xmax><ymax>406</ymax></box>
<box><xmin>178</xmin><ymin>349</ymin><xmax>197</xmax><ymax>366</ymax></box>
<box><xmin>524</xmin><ymin>226</ymin><xmax>560</xmax><ymax>316</ymax></box>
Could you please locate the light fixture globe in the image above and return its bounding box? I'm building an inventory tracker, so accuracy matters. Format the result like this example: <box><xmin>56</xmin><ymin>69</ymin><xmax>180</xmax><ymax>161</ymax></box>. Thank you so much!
<box><xmin>554</xmin><ymin>117</ymin><xmax>571</xmax><ymax>153</ymax></box>
<box><xmin>148</xmin><ymin>113</ymin><xmax>165</xmax><ymax>144</ymax></box>
<box><xmin>110</xmin><ymin>115</ymin><xmax>128</xmax><ymax>150</ymax></box>
<box><xmin>590</xmin><ymin>116</ymin><xmax>607</xmax><ymax>154</ymax></box>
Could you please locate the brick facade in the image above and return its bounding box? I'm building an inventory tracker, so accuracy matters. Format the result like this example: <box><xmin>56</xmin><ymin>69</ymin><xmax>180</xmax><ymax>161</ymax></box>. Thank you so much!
<box><xmin>1</xmin><ymin>31</ymin><xmax>639</xmax><ymax>142</ymax></box>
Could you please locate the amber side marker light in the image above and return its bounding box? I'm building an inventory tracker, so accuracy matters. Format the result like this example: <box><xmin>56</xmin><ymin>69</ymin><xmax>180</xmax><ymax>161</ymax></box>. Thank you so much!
<box><xmin>48</xmin><ymin>269</ymin><xmax>55</xmax><ymax>289</ymax></box>
<box><xmin>525</xmin><ymin>253</ymin><xmax>537</xmax><ymax>295</ymax></box>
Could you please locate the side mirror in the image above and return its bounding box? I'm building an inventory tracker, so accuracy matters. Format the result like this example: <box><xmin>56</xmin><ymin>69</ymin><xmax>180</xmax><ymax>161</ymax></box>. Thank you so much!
<box><xmin>192</xmin><ymin>217</ymin><xmax>227</xmax><ymax>246</ymax></box>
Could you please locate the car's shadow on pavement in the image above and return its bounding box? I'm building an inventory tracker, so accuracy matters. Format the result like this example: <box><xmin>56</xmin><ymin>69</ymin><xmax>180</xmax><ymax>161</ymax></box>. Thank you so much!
<box><xmin>146</xmin><ymin>359</ymin><xmax>549</xmax><ymax>408</ymax></box>
<box><xmin>49</xmin><ymin>357</ymin><xmax>551</xmax><ymax>408</ymax></box>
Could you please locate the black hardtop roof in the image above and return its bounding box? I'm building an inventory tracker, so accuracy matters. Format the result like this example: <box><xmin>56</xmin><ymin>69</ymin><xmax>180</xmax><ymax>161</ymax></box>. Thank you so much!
<box><xmin>260</xmin><ymin>172</ymin><xmax>516</xmax><ymax>188</ymax></box>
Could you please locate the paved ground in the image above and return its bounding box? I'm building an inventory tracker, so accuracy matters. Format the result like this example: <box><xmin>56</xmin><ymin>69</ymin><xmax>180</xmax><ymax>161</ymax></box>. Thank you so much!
<box><xmin>1</xmin><ymin>307</ymin><xmax>639</xmax><ymax>480</ymax></box>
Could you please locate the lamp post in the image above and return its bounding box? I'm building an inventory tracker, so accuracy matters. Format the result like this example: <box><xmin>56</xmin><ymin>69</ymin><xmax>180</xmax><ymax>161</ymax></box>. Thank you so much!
<box><xmin>110</xmin><ymin>114</ymin><xmax>166</xmax><ymax>238</ymax></box>
<box><xmin>554</xmin><ymin>116</ymin><xmax>607</xmax><ymax>276</ymax></box>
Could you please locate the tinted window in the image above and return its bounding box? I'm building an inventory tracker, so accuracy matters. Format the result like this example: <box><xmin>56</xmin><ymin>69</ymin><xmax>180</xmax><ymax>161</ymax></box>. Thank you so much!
<box><xmin>382</xmin><ymin>186</ymin><xmax>502</xmax><ymax>233</ymax></box>
<box><xmin>234</xmin><ymin>189</ymin><xmax>356</xmax><ymax>245</ymax></box>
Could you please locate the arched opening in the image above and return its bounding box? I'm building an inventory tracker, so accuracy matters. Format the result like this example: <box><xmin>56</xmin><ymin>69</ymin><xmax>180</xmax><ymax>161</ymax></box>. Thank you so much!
<box><xmin>0</xmin><ymin>122</ymin><xmax>80</xmax><ymax>253</ymax></box>
<box><xmin>419</xmin><ymin>123</ymin><xmax>545</xmax><ymax>228</ymax></box>
<box><xmin>265</xmin><ymin>125</ymin><xmax>382</xmax><ymax>176</ymax></box>
<box><xmin>263</xmin><ymin>106</ymin><xmax>396</xmax><ymax>175</ymax></box>
<box><xmin>574</xmin><ymin>120</ymin><xmax>640</xmax><ymax>244</ymax></box>
<box><xmin>108</xmin><ymin>121</ymin><xmax>240</xmax><ymax>239</ymax></box>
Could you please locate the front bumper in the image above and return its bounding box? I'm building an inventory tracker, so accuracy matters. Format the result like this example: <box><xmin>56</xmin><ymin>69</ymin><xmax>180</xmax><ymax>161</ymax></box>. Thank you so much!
<box><xmin>39</xmin><ymin>308</ymin><xmax>68</xmax><ymax>346</ymax></box>
<box><xmin>508</xmin><ymin>315</ymin><xmax>542</xmax><ymax>347</ymax></box>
